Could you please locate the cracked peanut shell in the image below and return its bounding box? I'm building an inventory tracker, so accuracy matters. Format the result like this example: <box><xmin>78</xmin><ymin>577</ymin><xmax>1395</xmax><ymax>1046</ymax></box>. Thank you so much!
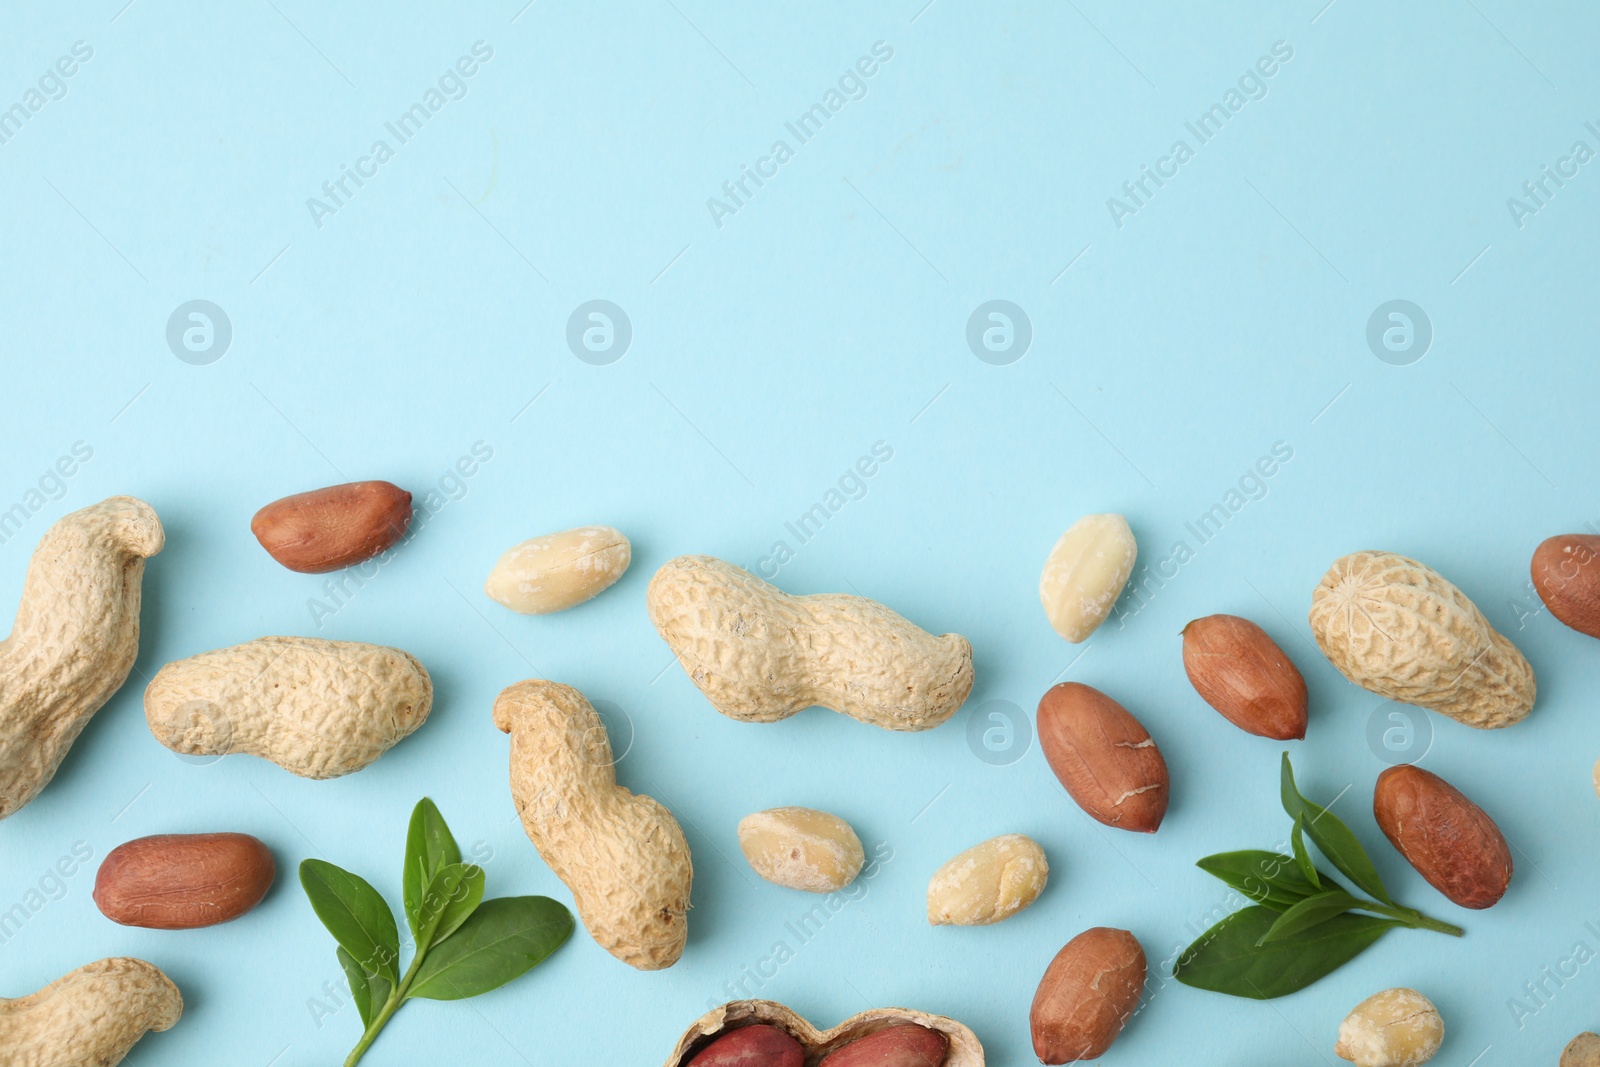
<box><xmin>1309</xmin><ymin>551</ymin><xmax>1534</xmax><ymax>729</ymax></box>
<box><xmin>668</xmin><ymin>1000</ymin><xmax>982</xmax><ymax>1067</ymax></box>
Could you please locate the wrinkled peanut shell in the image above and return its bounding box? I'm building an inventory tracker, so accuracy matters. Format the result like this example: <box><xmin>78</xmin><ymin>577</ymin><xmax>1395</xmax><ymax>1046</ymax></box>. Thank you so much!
<box><xmin>1309</xmin><ymin>551</ymin><xmax>1534</xmax><ymax>729</ymax></box>
<box><xmin>0</xmin><ymin>957</ymin><xmax>182</xmax><ymax>1066</ymax></box>
<box><xmin>0</xmin><ymin>496</ymin><xmax>163</xmax><ymax>820</ymax></box>
<box><xmin>144</xmin><ymin>637</ymin><xmax>432</xmax><ymax>779</ymax></box>
<box><xmin>647</xmin><ymin>555</ymin><xmax>973</xmax><ymax>731</ymax></box>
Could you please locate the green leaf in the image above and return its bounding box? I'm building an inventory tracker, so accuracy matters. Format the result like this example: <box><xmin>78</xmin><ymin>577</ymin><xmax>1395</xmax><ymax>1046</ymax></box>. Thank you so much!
<box><xmin>403</xmin><ymin>798</ymin><xmax>462</xmax><ymax>939</ymax></box>
<box><xmin>299</xmin><ymin>859</ymin><xmax>401</xmax><ymax>983</ymax></box>
<box><xmin>337</xmin><ymin>946</ymin><xmax>391</xmax><ymax>1029</ymax></box>
<box><xmin>1256</xmin><ymin>889</ymin><xmax>1362</xmax><ymax>945</ymax></box>
<box><xmin>1279</xmin><ymin>754</ymin><xmax>1391</xmax><ymax>904</ymax></box>
<box><xmin>408</xmin><ymin>896</ymin><xmax>574</xmax><ymax>1002</ymax></box>
<box><xmin>1290</xmin><ymin>816</ymin><xmax>1321</xmax><ymax>889</ymax></box>
<box><xmin>415</xmin><ymin>863</ymin><xmax>486</xmax><ymax>951</ymax></box>
<box><xmin>1196</xmin><ymin>850</ymin><xmax>1322</xmax><ymax>911</ymax></box>
<box><xmin>1174</xmin><ymin>905</ymin><xmax>1400</xmax><ymax>999</ymax></box>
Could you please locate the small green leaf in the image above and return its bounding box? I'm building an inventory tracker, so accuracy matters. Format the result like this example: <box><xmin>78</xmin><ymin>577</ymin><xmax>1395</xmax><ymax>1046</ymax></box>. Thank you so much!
<box><xmin>403</xmin><ymin>798</ymin><xmax>462</xmax><ymax>939</ymax></box>
<box><xmin>1256</xmin><ymin>889</ymin><xmax>1361</xmax><ymax>945</ymax></box>
<box><xmin>337</xmin><ymin>946</ymin><xmax>391</xmax><ymax>1029</ymax></box>
<box><xmin>1290</xmin><ymin>816</ymin><xmax>1320</xmax><ymax>889</ymax></box>
<box><xmin>408</xmin><ymin>896</ymin><xmax>574</xmax><ymax>1002</ymax></box>
<box><xmin>300</xmin><ymin>859</ymin><xmax>401</xmax><ymax>983</ymax></box>
<box><xmin>1279</xmin><ymin>754</ymin><xmax>1391</xmax><ymax>904</ymax></box>
<box><xmin>1196</xmin><ymin>850</ymin><xmax>1322</xmax><ymax>911</ymax></box>
<box><xmin>337</xmin><ymin>947</ymin><xmax>373</xmax><ymax>1027</ymax></box>
<box><xmin>1174</xmin><ymin>905</ymin><xmax>1400</xmax><ymax>999</ymax></box>
<box><xmin>415</xmin><ymin>863</ymin><xmax>486</xmax><ymax>951</ymax></box>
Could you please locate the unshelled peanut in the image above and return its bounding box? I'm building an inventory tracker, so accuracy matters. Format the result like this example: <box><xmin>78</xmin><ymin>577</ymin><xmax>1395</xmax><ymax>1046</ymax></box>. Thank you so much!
<box><xmin>1309</xmin><ymin>551</ymin><xmax>1534</xmax><ymax>729</ymax></box>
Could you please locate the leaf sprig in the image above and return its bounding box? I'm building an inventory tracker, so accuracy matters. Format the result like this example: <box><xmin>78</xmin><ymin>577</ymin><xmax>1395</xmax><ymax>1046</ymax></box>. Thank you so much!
<box><xmin>1172</xmin><ymin>755</ymin><xmax>1462</xmax><ymax>1000</ymax></box>
<box><xmin>301</xmin><ymin>799</ymin><xmax>574</xmax><ymax>1066</ymax></box>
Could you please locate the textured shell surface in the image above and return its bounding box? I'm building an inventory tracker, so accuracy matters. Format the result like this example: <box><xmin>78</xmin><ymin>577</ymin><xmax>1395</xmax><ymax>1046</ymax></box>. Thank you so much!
<box><xmin>495</xmin><ymin>679</ymin><xmax>692</xmax><ymax>971</ymax></box>
<box><xmin>667</xmin><ymin>999</ymin><xmax>984</xmax><ymax>1067</ymax></box>
<box><xmin>1309</xmin><ymin>550</ymin><xmax>1534</xmax><ymax>729</ymax></box>
<box><xmin>646</xmin><ymin>555</ymin><xmax>974</xmax><ymax>731</ymax></box>
<box><xmin>0</xmin><ymin>496</ymin><xmax>164</xmax><ymax>819</ymax></box>
<box><xmin>143</xmin><ymin>637</ymin><xmax>432</xmax><ymax>778</ymax></box>
<box><xmin>0</xmin><ymin>957</ymin><xmax>182</xmax><ymax>1067</ymax></box>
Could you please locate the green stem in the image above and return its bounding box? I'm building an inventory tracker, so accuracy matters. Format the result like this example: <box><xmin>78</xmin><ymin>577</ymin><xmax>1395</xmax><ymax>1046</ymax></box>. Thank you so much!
<box><xmin>1359</xmin><ymin>900</ymin><xmax>1464</xmax><ymax>937</ymax></box>
<box><xmin>344</xmin><ymin>950</ymin><xmax>427</xmax><ymax>1067</ymax></box>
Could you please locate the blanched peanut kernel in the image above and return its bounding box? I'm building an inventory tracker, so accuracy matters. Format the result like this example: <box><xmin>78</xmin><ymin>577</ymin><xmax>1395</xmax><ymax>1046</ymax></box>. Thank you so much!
<box><xmin>1335</xmin><ymin>988</ymin><xmax>1442</xmax><ymax>1067</ymax></box>
<box><xmin>485</xmin><ymin>526</ymin><xmax>630</xmax><ymax>615</ymax></box>
<box><xmin>1039</xmin><ymin>514</ymin><xmax>1137</xmax><ymax>642</ymax></box>
<box><xmin>927</xmin><ymin>834</ymin><xmax>1047</xmax><ymax>926</ymax></box>
<box><xmin>738</xmin><ymin>808</ymin><xmax>864</xmax><ymax>893</ymax></box>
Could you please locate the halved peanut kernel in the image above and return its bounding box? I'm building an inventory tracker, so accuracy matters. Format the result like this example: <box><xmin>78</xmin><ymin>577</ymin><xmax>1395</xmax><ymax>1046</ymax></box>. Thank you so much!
<box><xmin>927</xmin><ymin>834</ymin><xmax>1047</xmax><ymax>926</ymax></box>
<box><xmin>737</xmin><ymin>807</ymin><xmax>864</xmax><ymax>893</ymax></box>
<box><xmin>1039</xmin><ymin>514</ymin><xmax>1137</xmax><ymax>642</ymax></box>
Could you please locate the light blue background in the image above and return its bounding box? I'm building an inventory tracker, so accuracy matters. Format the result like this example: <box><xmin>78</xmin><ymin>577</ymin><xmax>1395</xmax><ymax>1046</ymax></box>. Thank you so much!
<box><xmin>2</xmin><ymin>1</ymin><xmax>1598</xmax><ymax>1063</ymax></box>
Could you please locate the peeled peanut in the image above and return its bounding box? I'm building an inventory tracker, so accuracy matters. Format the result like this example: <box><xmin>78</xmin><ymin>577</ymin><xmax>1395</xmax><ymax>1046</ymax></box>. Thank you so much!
<box><xmin>1532</xmin><ymin>534</ymin><xmax>1600</xmax><ymax>638</ymax></box>
<box><xmin>251</xmin><ymin>480</ymin><xmax>411</xmax><ymax>573</ymax></box>
<box><xmin>1181</xmin><ymin>614</ymin><xmax>1307</xmax><ymax>739</ymax></box>
<box><xmin>1037</xmin><ymin>682</ymin><xmax>1169</xmax><ymax>833</ymax></box>
<box><xmin>0</xmin><ymin>497</ymin><xmax>163</xmax><ymax>820</ymax></box>
<box><xmin>1335</xmin><ymin>987</ymin><xmax>1442</xmax><ymax>1067</ymax></box>
<box><xmin>647</xmin><ymin>555</ymin><xmax>973</xmax><ymax>731</ymax></box>
<box><xmin>144</xmin><ymin>637</ymin><xmax>432</xmax><ymax>779</ymax></box>
<box><xmin>818</xmin><ymin>1024</ymin><xmax>949</xmax><ymax>1067</ymax></box>
<box><xmin>1040</xmin><ymin>514</ymin><xmax>1137</xmax><ymax>642</ymax></box>
<box><xmin>1373</xmin><ymin>765</ymin><xmax>1511</xmax><ymax>909</ymax></box>
<box><xmin>94</xmin><ymin>833</ymin><xmax>275</xmax><ymax>929</ymax></box>
<box><xmin>0</xmin><ymin>958</ymin><xmax>182</xmax><ymax>1064</ymax></box>
<box><xmin>927</xmin><ymin>834</ymin><xmax>1047</xmax><ymax>926</ymax></box>
<box><xmin>668</xmin><ymin>1001</ymin><xmax>981</xmax><ymax>1067</ymax></box>
<box><xmin>1030</xmin><ymin>927</ymin><xmax>1146</xmax><ymax>1063</ymax></box>
<box><xmin>687</xmin><ymin>1024</ymin><xmax>805</xmax><ymax>1067</ymax></box>
<box><xmin>739</xmin><ymin>808</ymin><xmax>864</xmax><ymax>893</ymax></box>
<box><xmin>485</xmin><ymin>525</ymin><xmax>631</xmax><ymax>614</ymax></box>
